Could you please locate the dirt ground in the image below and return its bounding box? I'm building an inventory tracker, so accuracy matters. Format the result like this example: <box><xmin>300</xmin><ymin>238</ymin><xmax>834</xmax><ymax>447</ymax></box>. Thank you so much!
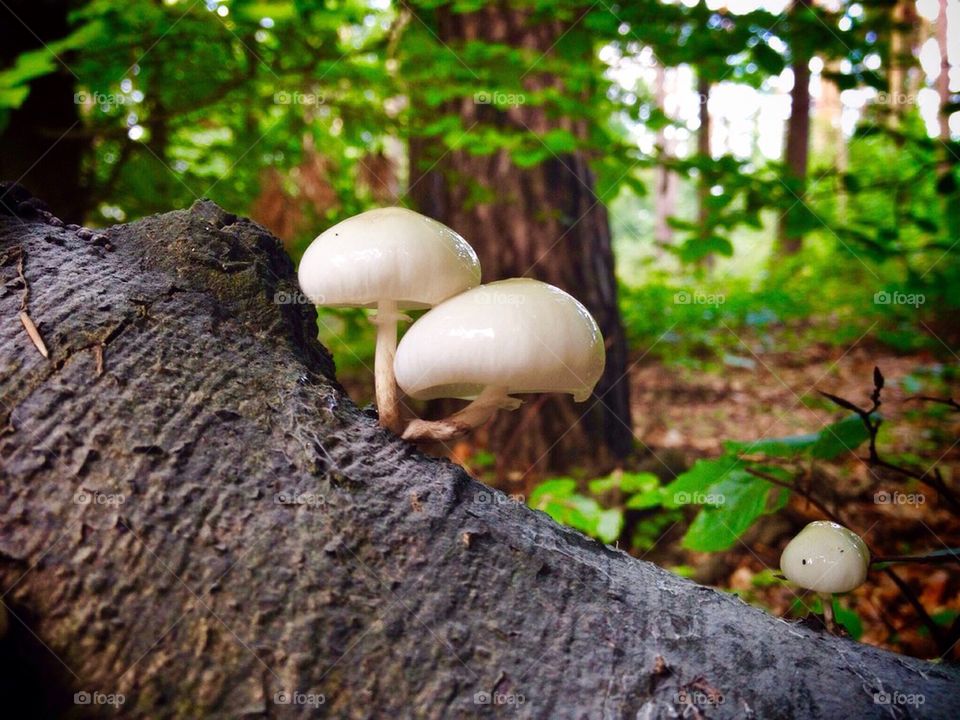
<box><xmin>630</xmin><ymin>342</ymin><xmax>960</xmax><ymax>660</ymax></box>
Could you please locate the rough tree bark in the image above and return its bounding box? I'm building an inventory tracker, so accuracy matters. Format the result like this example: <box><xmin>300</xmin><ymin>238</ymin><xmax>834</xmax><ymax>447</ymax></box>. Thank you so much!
<box><xmin>407</xmin><ymin>4</ymin><xmax>633</xmax><ymax>481</ymax></box>
<box><xmin>1</xmin><ymin>187</ymin><xmax>958</xmax><ymax>719</ymax></box>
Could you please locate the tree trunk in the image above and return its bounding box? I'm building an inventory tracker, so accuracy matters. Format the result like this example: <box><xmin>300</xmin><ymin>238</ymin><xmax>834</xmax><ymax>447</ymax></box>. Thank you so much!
<box><xmin>696</xmin><ymin>74</ymin><xmax>713</xmax><ymax>263</ymax></box>
<box><xmin>814</xmin><ymin>63</ymin><xmax>847</xmax><ymax>217</ymax></box>
<box><xmin>1</xmin><ymin>187</ymin><xmax>959</xmax><ymax>718</ymax></box>
<box><xmin>653</xmin><ymin>64</ymin><xmax>678</xmax><ymax>248</ymax></box>
<box><xmin>888</xmin><ymin>0</ymin><xmax>920</xmax><ymax>126</ymax></box>
<box><xmin>778</xmin><ymin>0</ymin><xmax>812</xmax><ymax>255</ymax></box>
<box><xmin>935</xmin><ymin>0</ymin><xmax>952</xmax><ymax>147</ymax></box>
<box><xmin>407</xmin><ymin>4</ymin><xmax>632</xmax><ymax>484</ymax></box>
<box><xmin>0</xmin><ymin>0</ymin><xmax>88</xmax><ymax>223</ymax></box>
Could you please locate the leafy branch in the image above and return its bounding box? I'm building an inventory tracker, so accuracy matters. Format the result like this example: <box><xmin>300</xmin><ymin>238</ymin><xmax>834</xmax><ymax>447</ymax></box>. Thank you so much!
<box><xmin>819</xmin><ymin>367</ymin><xmax>960</xmax><ymax>513</ymax></box>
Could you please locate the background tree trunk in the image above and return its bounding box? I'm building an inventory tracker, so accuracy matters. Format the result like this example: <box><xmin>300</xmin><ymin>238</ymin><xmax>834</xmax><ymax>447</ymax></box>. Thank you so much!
<box><xmin>1</xmin><ymin>188</ymin><xmax>959</xmax><ymax>718</ymax></box>
<box><xmin>407</xmin><ymin>4</ymin><xmax>632</xmax><ymax>485</ymax></box>
<box><xmin>813</xmin><ymin>63</ymin><xmax>847</xmax><ymax>217</ymax></box>
<box><xmin>0</xmin><ymin>0</ymin><xmax>88</xmax><ymax>223</ymax></box>
<box><xmin>696</xmin><ymin>74</ymin><xmax>713</xmax><ymax>263</ymax></box>
<box><xmin>653</xmin><ymin>64</ymin><xmax>678</xmax><ymax>248</ymax></box>
<box><xmin>778</xmin><ymin>0</ymin><xmax>812</xmax><ymax>255</ymax></box>
<box><xmin>935</xmin><ymin>0</ymin><xmax>952</xmax><ymax>147</ymax></box>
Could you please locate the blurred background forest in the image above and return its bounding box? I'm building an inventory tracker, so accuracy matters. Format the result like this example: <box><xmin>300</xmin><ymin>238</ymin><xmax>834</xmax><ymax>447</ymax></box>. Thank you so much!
<box><xmin>2</xmin><ymin>0</ymin><xmax>958</xmax><ymax>662</ymax></box>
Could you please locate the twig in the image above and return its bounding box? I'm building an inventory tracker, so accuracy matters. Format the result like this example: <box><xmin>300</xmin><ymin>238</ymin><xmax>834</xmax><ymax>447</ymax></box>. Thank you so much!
<box><xmin>869</xmin><ymin>459</ymin><xmax>960</xmax><ymax>514</ymax></box>
<box><xmin>744</xmin><ymin>467</ymin><xmax>845</xmax><ymax>526</ymax></box>
<box><xmin>19</xmin><ymin>312</ymin><xmax>49</xmax><ymax>358</ymax></box>
<box><xmin>13</xmin><ymin>247</ymin><xmax>49</xmax><ymax>359</ymax></box>
<box><xmin>904</xmin><ymin>395</ymin><xmax>960</xmax><ymax>412</ymax></box>
<box><xmin>872</xmin><ymin>548</ymin><xmax>960</xmax><ymax>566</ymax></box>
<box><xmin>882</xmin><ymin>566</ymin><xmax>951</xmax><ymax>657</ymax></box>
<box><xmin>814</xmin><ymin>367</ymin><xmax>956</xmax><ymax>651</ymax></box>
<box><xmin>820</xmin><ymin>367</ymin><xmax>960</xmax><ymax>512</ymax></box>
<box><xmin>16</xmin><ymin>246</ymin><xmax>29</xmax><ymax>311</ymax></box>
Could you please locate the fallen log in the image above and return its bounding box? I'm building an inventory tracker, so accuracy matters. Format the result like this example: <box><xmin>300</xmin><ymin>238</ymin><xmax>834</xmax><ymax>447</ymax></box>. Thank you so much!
<box><xmin>1</xmin><ymin>186</ymin><xmax>957</xmax><ymax>718</ymax></box>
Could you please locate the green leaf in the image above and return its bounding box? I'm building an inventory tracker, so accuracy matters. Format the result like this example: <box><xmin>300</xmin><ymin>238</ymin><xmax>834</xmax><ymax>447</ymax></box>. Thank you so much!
<box><xmin>529</xmin><ymin>477</ymin><xmax>576</xmax><ymax>504</ymax></box>
<box><xmin>661</xmin><ymin>455</ymin><xmax>742</xmax><ymax>508</ymax></box>
<box><xmin>666</xmin><ymin>217</ymin><xmax>698</xmax><ymax>231</ymax></box>
<box><xmin>588</xmin><ymin>471</ymin><xmax>659</xmax><ymax>495</ymax></box>
<box><xmin>540</xmin><ymin>128</ymin><xmax>578</xmax><ymax>154</ymax></box>
<box><xmin>811</xmin><ymin>414</ymin><xmax>871</xmax><ymax>459</ymax></box>
<box><xmin>726</xmin><ymin>414</ymin><xmax>870</xmax><ymax>461</ymax></box>
<box><xmin>235</xmin><ymin>2</ymin><xmax>299</xmax><ymax>22</ymax></box>
<box><xmin>679</xmin><ymin>235</ymin><xmax>733</xmax><ymax>263</ymax></box>
<box><xmin>0</xmin><ymin>49</ymin><xmax>56</xmax><ymax>88</ymax></box>
<box><xmin>751</xmin><ymin>568</ymin><xmax>785</xmax><ymax>588</ymax></box>
<box><xmin>0</xmin><ymin>86</ymin><xmax>31</xmax><ymax>109</ymax></box>
<box><xmin>752</xmin><ymin>42</ymin><xmax>784</xmax><ymax>75</ymax></box>
<box><xmin>0</xmin><ymin>49</ymin><xmax>57</xmax><ymax>109</ymax></box>
<box><xmin>621</xmin><ymin>472</ymin><xmax>660</xmax><ymax>494</ymax></box>
<box><xmin>724</xmin><ymin>432</ymin><xmax>821</xmax><ymax>458</ymax></box>
<box><xmin>0</xmin><ymin>19</ymin><xmax>104</xmax><ymax>110</ymax></box>
<box><xmin>907</xmin><ymin>212</ymin><xmax>938</xmax><ymax>233</ymax></box>
<box><xmin>595</xmin><ymin>509</ymin><xmax>624</xmax><ymax>544</ymax></box>
<box><xmin>784</xmin><ymin>203</ymin><xmax>821</xmax><ymax>236</ymax></box>
<box><xmin>625</xmin><ymin>490</ymin><xmax>664</xmax><ymax>509</ymax></box>
<box><xmin>531</xmin><ymin>484</ymin><xmax>623</xmax><ymax>545</ymax></box>
<box><xmin>832</xmin><ymin>598</ymin><xmax>863</xmax><ymax>640</ymax></box>
<box><xmin>682</xmin><ymin>472</ymin><xmax>778</xmax><ymax>552</ymax></box>
<box><xmin>841</xmin><ymin>173</ymin><xmax>861</xmax><ymax>193</ymax></box>
<box><xmin>510</xmin><ymin>145</ymin><xmax>550</xmax><ymax>168</ymax></box>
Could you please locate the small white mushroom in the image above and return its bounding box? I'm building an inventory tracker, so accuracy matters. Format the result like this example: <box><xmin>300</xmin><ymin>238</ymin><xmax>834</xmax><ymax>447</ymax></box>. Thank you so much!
<box><xmin>395</xmin><ymin>278</ymin><xmax>605</xmax><ymax>442</ymax></box>
<box><xmin>780</xmin><ymin>521</ymin><xmax>870</xmax><ymax>594</ymax></box>
<box><xmin>298</xmin><ymin>207</ymin><xmax>480</xmax><ymax>432</ymax></box>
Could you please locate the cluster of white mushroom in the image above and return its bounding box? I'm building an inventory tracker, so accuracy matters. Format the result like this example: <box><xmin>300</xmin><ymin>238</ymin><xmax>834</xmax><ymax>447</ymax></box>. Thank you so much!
<box><xmin>298</xmin><ymin>208</ymin><xmax>605</xmax><ymax>441</ymax></box>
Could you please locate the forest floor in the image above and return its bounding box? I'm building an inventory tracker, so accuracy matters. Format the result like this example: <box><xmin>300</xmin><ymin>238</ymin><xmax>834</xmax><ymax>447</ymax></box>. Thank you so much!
<box><xmin>630</xmin><ymin>338</ymin><xmax>960</xmax><ymax>661</ymax></box>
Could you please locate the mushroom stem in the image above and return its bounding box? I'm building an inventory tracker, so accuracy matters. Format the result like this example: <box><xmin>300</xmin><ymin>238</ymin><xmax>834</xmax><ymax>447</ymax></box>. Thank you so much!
<box><xmin>820</xmin><ymin>593</ymin><xmax>835</xmax><ymax>632</ymax></box>
<box><xmin>402</xmin><ymin>386</ymin><xmax>521</xmax><ymax>443</ymax></box>
<box><xmin>372</xmin><ymin>300</ymin><xmax>403</xmax><ymax>434</ymax></box>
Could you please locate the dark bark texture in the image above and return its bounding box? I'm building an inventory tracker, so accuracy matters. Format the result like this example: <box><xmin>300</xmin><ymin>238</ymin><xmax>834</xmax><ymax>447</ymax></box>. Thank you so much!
<box><xmin>1</xmin><ymin>187</ymin><xmax>958</xmax><ymax>719</ymax></box>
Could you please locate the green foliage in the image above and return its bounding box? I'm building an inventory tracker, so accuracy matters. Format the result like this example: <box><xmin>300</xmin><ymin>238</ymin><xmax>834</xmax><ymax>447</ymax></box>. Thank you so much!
<box><xmin>724</xmin><ymin>414</ymin><xmax>871</xmax><ymax>461</ymax></box>
<box><xmin>529</xmin><ymin>470</ymin><xmax>664</xmax><ymax>546</ymax></box>
<box><xmin>315</xmin><ymin>308</ymin><xmax>377</xmax><ymax>380</ymax></box>
<box><xmin>529</xmin><ymin>477</ymin><xmax>624</xmax><ymax>544</ymax></box>
<box><xmin>533</xmin><ymin>415</ymin><xmax>872</xmax><ymax>554</ymax></box>
<box><xmin>0</xmin><ymin>50</ymin><xmax>57</xmax><ymax>109</ymax></box>
<box><xmin>666</xmin><ymin>415</ymin><xmax>869</xmax><ymax>551</ymax></box>
<box><xmin>1</xmin><ymin>0</ymin><xmax>954</xmax><ymax>300</ymax></box>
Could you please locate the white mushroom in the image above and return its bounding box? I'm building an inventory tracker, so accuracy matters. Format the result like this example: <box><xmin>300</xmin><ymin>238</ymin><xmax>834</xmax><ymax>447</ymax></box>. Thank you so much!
<box><xmin>395</xmin><ymin>278</ymin><xmax>605</xmax><ymax>442</ymax></box>
<box><xmin>298</xmin><ymin>207</ymin><xmax>480</xmax><ymax>432</ymax></box>
<box><xmin>780</xmin><ymin>521</ymin><xmax>870</xmax><ymax>594</ymax></box>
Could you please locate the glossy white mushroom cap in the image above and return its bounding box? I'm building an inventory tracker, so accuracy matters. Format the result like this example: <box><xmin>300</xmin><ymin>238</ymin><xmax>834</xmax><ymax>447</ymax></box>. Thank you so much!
<box><xmin>297</xmin><ymin>207</ymin><xmax>481</xmax><ymax>309</ymax></box>
<box><xmin>394</xmin><ymin>278</ymin><xmax>605</xmax><ymax>402</ymax></box>
<box><xmin>780</xmin><ymin>521</ymin><xmax>870</xmax><ymax>593</ymax></box>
